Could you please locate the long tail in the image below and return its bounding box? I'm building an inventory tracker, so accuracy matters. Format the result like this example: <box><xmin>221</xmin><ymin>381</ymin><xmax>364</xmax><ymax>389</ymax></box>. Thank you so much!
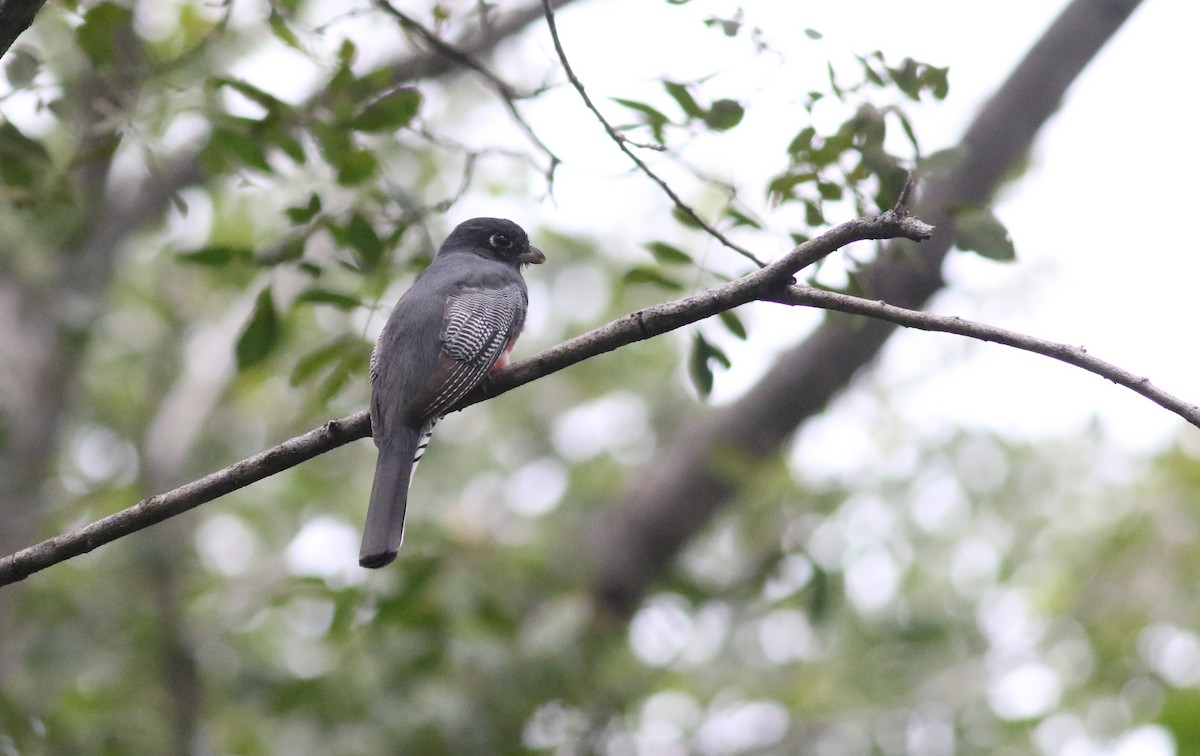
<box><xmin>360</xmin><ymin>425</ymin><xmax>426</xmax><ymax>569</ymax></box>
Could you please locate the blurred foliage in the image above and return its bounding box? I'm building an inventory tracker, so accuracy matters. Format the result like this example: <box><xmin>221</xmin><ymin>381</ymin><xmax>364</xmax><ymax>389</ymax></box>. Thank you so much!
<box><xmin>0</xmin><ymin>1</ymin><xmax>1191</xmax><ymax>755</ymax></box>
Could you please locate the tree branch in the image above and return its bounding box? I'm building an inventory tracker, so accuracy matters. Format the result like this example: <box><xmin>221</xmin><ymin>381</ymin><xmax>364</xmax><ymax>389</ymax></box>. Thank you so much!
<box><xmin>539</xmin><ymin>0</ymin><xmax>766</xmax><ymax>269</ymax></box>
<box><xmin>0</xmin><ymin>206</ymin><xmax>932</xmax><ymax>587</ymax></box>
<box><xmin>0</xmin><ymin>0</ymin><xmax>44</xmax><ymax>61</ymax></box>
<box><xmin>6</xmin><ymin>169</ymin><xmax>1195</xmax><ymax>589</ymax></box>
<box><xmin>770</xmin><ymin>285</ymin><xmax>1200</xmax><ymax>428</ymax></box>
<box><xmin>374</xmin><ymin>0</ymin><xmax>562</xmax><ymax>182</ymax></box>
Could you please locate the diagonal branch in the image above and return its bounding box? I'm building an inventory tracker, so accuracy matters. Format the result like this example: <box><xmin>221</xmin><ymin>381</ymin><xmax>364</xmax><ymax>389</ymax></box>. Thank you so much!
<box><xmin>770</xmin><ymin>285</ymin><xmax>1200</xmax><ymax>427</ymax></box>
<box><xmin>539</xmin><ymin>0</ymin><xmax>766</xmax><ymax>269</ymax></box>
<box><xmin>0</xmin><ymin>206</ymin><xmax>933</xmax><ymax>587</ymax></box>
<box><xmin>5</xmin><ymin>188</ymin><xmax>1196</xmax><ymax>588</ymax></box>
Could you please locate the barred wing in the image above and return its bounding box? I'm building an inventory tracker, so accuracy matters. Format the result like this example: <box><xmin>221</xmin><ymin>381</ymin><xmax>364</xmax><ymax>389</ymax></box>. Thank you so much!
<box><xmin>406</xmin><ymin>283</ymin><xmax>526</xmax><ymax>425</ymax></box>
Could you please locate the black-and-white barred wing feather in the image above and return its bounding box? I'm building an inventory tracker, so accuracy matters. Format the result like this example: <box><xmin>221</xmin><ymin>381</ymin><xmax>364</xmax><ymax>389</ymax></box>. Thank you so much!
<box><xmin>415</xmin><ymin>284</ymin><xmax>525</xmax><ymax>422</ymax></box>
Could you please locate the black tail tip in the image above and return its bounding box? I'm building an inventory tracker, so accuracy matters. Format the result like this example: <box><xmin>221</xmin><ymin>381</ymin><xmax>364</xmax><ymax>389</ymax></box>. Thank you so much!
<box><xmin>359</xmin><ymin>551</ymin><xmax>398</xmax><ymax>569</ymax></box>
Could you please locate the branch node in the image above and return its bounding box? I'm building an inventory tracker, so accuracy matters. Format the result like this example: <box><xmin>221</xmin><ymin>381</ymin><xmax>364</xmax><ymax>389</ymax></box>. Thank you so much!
<box><xmin>634</xmin><ymin>311</ymin><xmax>651</xmax><ymax>338</ymax></box>
<box><xmin>892</xmin><ymin>171</ymin><xmax>917</xmax><ymax>216</ymax></box>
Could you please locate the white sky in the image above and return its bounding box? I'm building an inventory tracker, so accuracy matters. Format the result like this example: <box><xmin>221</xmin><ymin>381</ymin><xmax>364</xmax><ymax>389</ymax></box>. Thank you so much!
<box><xmin>494</xmin><ymin>0</ymin><xmax>1200</xmax><ymax>453</ymax></box>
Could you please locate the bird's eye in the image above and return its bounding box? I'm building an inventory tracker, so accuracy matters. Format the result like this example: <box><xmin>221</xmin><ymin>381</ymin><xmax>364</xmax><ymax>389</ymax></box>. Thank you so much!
<box><xmin>489</xmin><ymin>233</ymin><xmax>512</xmax><ymax>249</ymax></box>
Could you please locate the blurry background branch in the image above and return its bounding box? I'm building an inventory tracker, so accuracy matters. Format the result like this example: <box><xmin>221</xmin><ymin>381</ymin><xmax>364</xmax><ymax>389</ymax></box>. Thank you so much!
<box><xmin>587</xmin><ymin>0</ymin><xmax>1146</xmax><ymax>617</ymax></box>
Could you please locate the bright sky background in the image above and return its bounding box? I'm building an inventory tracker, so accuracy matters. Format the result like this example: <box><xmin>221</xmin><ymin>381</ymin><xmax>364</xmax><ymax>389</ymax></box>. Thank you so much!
<box><xmin>499</xmin><ymin>0</ymin><xmax>1200</xmax><ymax>456</ymax></box>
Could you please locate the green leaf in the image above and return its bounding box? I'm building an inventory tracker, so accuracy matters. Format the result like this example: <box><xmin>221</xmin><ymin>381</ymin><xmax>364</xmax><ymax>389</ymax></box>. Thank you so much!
<box><xmin>874</xmin><ymin>165</ymin><xmax>910</xmax><ymax>210</ymax></box>
<box><xmin>888</xmin><ymin>58</ymin><xmax>924</xmax><ymax>100</ymax></box>
<box><xmin>671</xmin><ymin>206</ymin><xmax>705</xmax><ymax>230</ymax></box>
<box><xmin>663</xmin><ymin>81</ymin><xmax>704</xmax><ymax>119</ymax></box>
<box><xmin>315</xmin><ymin>338</ymin><xmax>371</xmax><ymax>403</ymax></box>
<box><xmin>689</xmin><ymin>332</ymin><xmax>730</xmax><ymax>398</ymax></box>
<box><xmin>707</xmin><ymin>337</ymin><xmax>731</xmax><ymax>368</ymax></box>
<box><xmin>336</xmin><ymin>148</ymin><xmax>377</xmax><ymax>186</ymax></box>
<box><xmin>690</xmin><ymin>335</ymin><xmax>713</xmax><ymax>398</ymax></box>
<box><xmin>624</xmin><ymin>266</ymin><xmax>683</xmax><ymax>291</ymax></box>
<box><xmin>313</xmin><ymin>121</ymin><xmax>352</xmax><ymax>164</ymax></box>
<box><xmin>767</xmin><ymin>172</ymin><xmax>814</xmax><ymax>204</ymax></box>
<box><xmin>5</xmin><ymin>48</ymin><xmax>40</xmax><ymax>89</ymax></box>
<box><xmin>268</xmin><ymin>9</ymin><xmax>303</xmax><ymax>50</ymax></box>
<box><xmin>253</xmin><ymin>236</ymin><xmax>306</xmax><ymax>266</ymax></box>
<box><xmin>724</xmin><ymin>205</ymin><xmax>762</xmax><ymax>230</ymax></box>
<box><xmin>703</xmin><ymin>99</ymin><xmax>744</xmax><ymax>131</ymax></box>
<box><xmin>817</xmin><ymin>181</ymin><xmax>843</xmax><ymax>201</ymax></box>
<box><xmin>718</xmin><ymin>310</ymin><xmax>747</xmax><ymax>340</ymax></box>
<box><xmin>955</xmin><ymin>207</ymin><xmax>1015</xmax><ymax>261</ymax></box>
<box><xmin>264</xmin><ymin>122</ymin><xmax>305</xmax><ymax>164</ymax></box>
<box><xmin>175</xmin><ymin>245</ymin><xmax>253</xmax><ymax>267</ymax></box>
<box><xmin>286</xmin><ymin>193</ymin><xmax>322</xmax><ymax>225</ymax></box>
<box><xmin>611</xmin><ymin>98</ymin><xmax>668</xmax><ymax>123</ymax></box>
<box><xmin>811</xmin><ymin>124</ymin><xmax>854</xmax><ymax>166</ymax></box>
<box><xmin>291</xmin><ymin>336</ymin><xmax>357</xmax><ymax>387</ymax></box>
<box><xmin>337</xmin><ymin>38</ymin><xmax>357</xmax><ymax>69</ymax></box>
<box><xmin>611</xmin><ymin>98</ymin><xmax>670</xmax><ymax>141</ymax></box>
<box><xmin>77</xmin><ymin>2</ymin><xmax>133</xmax><ymax>66</ymax></box>
<box><xmin>236</xmin><ymin>287</ymin><xmax>281</xmax><ymax>370</ymax></box>
<box><xmin>329</xmin><ymin>212</ymin><xmax>385</xmax><ymax>272</ymax></box>
<box><xmin>313</xmin><ymin>121</ymin><xmax>376</xmax><ymax>184</ymax></box>
<box><xmin>803</xmin><ymin>28</ymin><xmax>823</xmax><ymax>40</ymax></box>
<box><xmin>346</xmin><ymin>213</ymin><xmax>384</xmax><ymax>270</ymax></box>
<box><xmin>826</xmin><ymin>61</ymin><xmax>843</xmax><ymax>100</ymax></box>
<box><xmin>803</xmin><ymin>199</ymin><xmax>825</xmax><ymax>227</ymax></box>
<box><xmin>0</xmin><ymin>122</ymin><xmax>52</xmax><ymax>188</ymax></box>
<box><xmin>928</xmin><ymin>65</ymin><xmax>950</xmax><ymax>100</ymax></box>
<box><xmin>214</xmin><ymin>77</ymin><xmax>288</xmax><ymax>115</ymax></box>
<box><xmin>892</xmin><ymin>108</ymin><xmax>921</xmax><ymax>154</ymax></box>
<box><xmin>787</xmin><ymin>126</ymin><xmax>816</xmax><ymax>155</ymax></box>
<box><xmin>351</xmin><ymin>88</ymin><xmax>422</xmax><ymax>133</ymax></box>
<box><xmin>206</xmin><ymin>126</ymin><xmax>271</xmax><ymax>173</ymax></box>
<box><xmin>643</xmin><ymin>241</ymin><xmax>692</xmax><ymax>266</ymax></box>
<box><xmin>857</xmin><ymin>52</ymin><xmax>886</xmax><ymax>86</ymax></box>
<box><xmin>294</xmin><ymin>289</ymin><xmax>362</xmax><ymax>310</ymax></box>
<box><xmin>704</xmin><ymin>15</ymin><xmax>740</xmax><ymax>36</ymax></box>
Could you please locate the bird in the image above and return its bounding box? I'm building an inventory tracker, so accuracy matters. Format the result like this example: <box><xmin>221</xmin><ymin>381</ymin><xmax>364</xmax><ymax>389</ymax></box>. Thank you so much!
<box><xmin>360</xmin><ymin>217</ymin><xmax>545</xmax><ymax>568</ymax></box>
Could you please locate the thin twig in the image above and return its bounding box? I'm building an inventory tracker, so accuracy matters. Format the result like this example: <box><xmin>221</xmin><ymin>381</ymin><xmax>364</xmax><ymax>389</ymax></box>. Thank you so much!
<box><xmin>770</xmin><ymin>285</ymin><xmax>1200</xmax><ymax>428</ymax></box>
<box><xmin>0</xmin><ymin>208</ymin><xmax>931</xmax><ymax>587</ymax></box>
<box><xmin>375</xmin><ymin>0</ymin><xmax>561</xmax><ymax>183</ymax></box>
<box><xmin>538</xmin><ymin>0</ymin><xmax>767</xmax><ymax>269</ymax></box>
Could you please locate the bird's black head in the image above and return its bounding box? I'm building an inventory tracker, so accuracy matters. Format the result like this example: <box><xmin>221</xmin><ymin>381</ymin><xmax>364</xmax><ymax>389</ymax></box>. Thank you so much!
<box><xmin>440</xmin><ymin>217</ymin><xmax>546</xmax><ymax>266</ymax></box>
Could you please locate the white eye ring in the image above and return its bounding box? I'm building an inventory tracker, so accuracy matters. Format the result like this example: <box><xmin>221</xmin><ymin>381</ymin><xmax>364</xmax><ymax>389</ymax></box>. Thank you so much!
<box><xmin>490</xmin><ymin>233</ymin><xmax>512</xmax><ymax>249</ymax></box>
